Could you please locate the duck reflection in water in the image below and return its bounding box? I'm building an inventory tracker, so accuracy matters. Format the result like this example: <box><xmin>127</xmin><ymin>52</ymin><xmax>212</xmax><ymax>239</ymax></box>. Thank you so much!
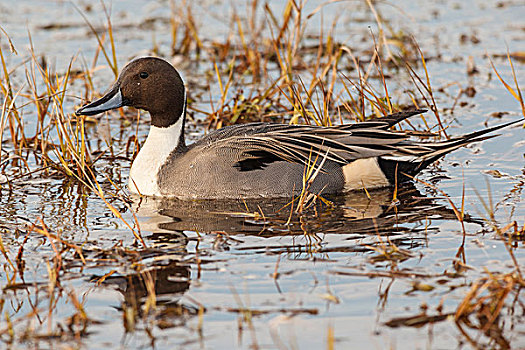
<box><xmin>93</xmin><ymin>184</ymin><xmax>482</xmax><ymax>328</ymax></box>
<box><xmin>91</xmin><ymin>237</ymin><xmax>197</xmax><ymax>329</ymax></box>
<box><xmin>133</xmin><ymin>183</ymin><xmax>481</xmax><ymax>238</ymax></box>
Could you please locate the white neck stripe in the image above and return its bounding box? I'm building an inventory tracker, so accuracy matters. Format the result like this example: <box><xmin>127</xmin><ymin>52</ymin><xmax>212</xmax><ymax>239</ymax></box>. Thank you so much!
<box><xmin>128</xmin><ymin>101</ymin><xmax>185</xmax><ymax>196</ymax></box>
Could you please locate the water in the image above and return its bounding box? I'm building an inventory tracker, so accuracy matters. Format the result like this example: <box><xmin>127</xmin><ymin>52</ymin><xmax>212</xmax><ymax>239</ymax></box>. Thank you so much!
<box><xmin>0</xmin><ymin>0</ymin><xmax>524</xmax><ymax>349</ymax></box>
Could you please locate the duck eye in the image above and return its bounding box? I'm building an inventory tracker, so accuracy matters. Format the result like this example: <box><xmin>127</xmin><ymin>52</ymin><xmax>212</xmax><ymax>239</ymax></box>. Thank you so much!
<box><xmin>139</xmin><ymin>71</ymin><xmax>149</xmax><ymax>79</ymax></box>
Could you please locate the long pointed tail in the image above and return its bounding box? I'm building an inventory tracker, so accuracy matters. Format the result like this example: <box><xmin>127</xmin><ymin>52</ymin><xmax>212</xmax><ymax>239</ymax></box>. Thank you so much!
<box><xmin>378</xmin><ymin>118</ymin><xmax>524</xmax><ymax>183</ymax></box>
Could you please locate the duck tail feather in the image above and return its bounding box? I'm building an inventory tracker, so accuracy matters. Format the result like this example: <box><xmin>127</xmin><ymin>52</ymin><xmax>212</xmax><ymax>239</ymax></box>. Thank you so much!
<box><xmin>379</xmin><ymin>109</ymin><xmax>427</xmax><ymax>127</ymax></box>
<box><xmin>377</xmin><ymin>118</ymin><xmax>523</xmax><ymax>184</ymax></box>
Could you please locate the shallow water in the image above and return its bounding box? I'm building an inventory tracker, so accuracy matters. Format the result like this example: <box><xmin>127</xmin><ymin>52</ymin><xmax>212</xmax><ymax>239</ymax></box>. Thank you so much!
<box><xmin>1</xmin><ymin>0</ymin><xmax>524</xmax><ymax>349</ymax></box>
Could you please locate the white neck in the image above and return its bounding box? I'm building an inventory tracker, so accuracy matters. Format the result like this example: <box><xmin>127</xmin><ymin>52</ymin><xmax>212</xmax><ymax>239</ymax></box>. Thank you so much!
<box><xmin>129</xmin><ymin>116</ymin><xmax>184</xmax><ymax>196</ymax></box>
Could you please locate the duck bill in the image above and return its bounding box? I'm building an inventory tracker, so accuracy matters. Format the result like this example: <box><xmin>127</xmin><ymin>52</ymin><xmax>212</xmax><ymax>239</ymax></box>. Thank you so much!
<box><xmin>76</xmin><ymin>85</ymin><xmax>125</xmax><ymax>116</ymax></box>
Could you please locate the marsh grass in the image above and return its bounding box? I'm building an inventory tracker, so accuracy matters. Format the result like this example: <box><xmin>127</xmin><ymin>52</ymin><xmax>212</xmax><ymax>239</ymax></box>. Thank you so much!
<box><xmin>454</xmin><ymin>179</ymin><xmax>524</xmax><ymax>348</ymax></box>
<box><xmin>169</xmin><ymin>0</ymin><xmax>202</xmax><ymax>58</ymax></box>
<box><xmin>0</xmin><ymin>0</ymin><xmax>524</xmax><ymax>348</ymax></box>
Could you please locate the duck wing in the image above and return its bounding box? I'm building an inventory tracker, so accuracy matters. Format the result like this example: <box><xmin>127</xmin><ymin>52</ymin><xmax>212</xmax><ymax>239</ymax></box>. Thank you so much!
<box><xmin>204</xmin><ymin>121</ymin><xmax>412</xmax><ymax>172</ymax></box>
<box><xmin>202</xmin><ymin>110</ymin><xmax>521</xmax><ymax>176</ymax></box>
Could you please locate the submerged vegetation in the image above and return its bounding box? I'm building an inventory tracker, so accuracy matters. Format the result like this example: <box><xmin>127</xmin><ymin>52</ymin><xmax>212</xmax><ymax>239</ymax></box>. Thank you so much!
<box><xmin>0</xmin><ymin>0</ymin><xmax>524</xmax><ymax>348</ymax></box>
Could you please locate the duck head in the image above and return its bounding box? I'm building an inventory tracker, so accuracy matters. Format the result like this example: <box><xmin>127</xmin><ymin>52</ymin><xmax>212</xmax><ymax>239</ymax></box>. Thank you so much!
<box><xmin>76</xmin><ymin>56</ymin><xmax>186</xmax><ymax>128</ymax></box>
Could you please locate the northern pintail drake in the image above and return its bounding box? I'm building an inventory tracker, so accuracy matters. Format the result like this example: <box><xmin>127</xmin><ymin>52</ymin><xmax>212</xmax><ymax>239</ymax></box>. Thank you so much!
<box><xmin>76</xmin><ymin>57</ymin><xmax>521</xmax><ymax>199</ymax></box>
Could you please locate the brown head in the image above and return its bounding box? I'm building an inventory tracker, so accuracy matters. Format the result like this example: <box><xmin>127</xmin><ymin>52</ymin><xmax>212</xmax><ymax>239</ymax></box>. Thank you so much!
<box><xmin>76</xmin><ymin>57</ymin><xmax>186</xmax><ymax>128</ymax></box>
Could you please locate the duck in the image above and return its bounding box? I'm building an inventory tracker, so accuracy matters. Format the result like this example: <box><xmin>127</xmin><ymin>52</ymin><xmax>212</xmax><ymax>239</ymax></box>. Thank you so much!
<box><xmin>76</xmin><ymin>56</ymin><xmax>521</xmax><ymax>199</ymax></box>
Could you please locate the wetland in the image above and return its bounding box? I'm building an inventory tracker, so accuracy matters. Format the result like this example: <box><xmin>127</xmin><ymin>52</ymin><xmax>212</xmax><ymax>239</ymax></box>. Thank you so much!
<box><xmin>0</xmin><ymin>0</ymin><xmax>524</xmax><ymax>349</ymax></box>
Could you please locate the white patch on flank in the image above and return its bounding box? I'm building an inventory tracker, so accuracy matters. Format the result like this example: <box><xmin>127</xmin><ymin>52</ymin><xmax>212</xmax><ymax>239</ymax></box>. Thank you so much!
<box><xmin>342</xmin><ymin>157</ymin><xmax>390</xmax><ymax>191</ymax></box>
<box><xmin>81</xmin><ymin>88</ymin><xmax>123</xmax><ymax>114</ymax></box>
<box><xmin>129</xmin><ymin>116</ymin><xmax>184</xmax><ymax>196</ymax></box>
